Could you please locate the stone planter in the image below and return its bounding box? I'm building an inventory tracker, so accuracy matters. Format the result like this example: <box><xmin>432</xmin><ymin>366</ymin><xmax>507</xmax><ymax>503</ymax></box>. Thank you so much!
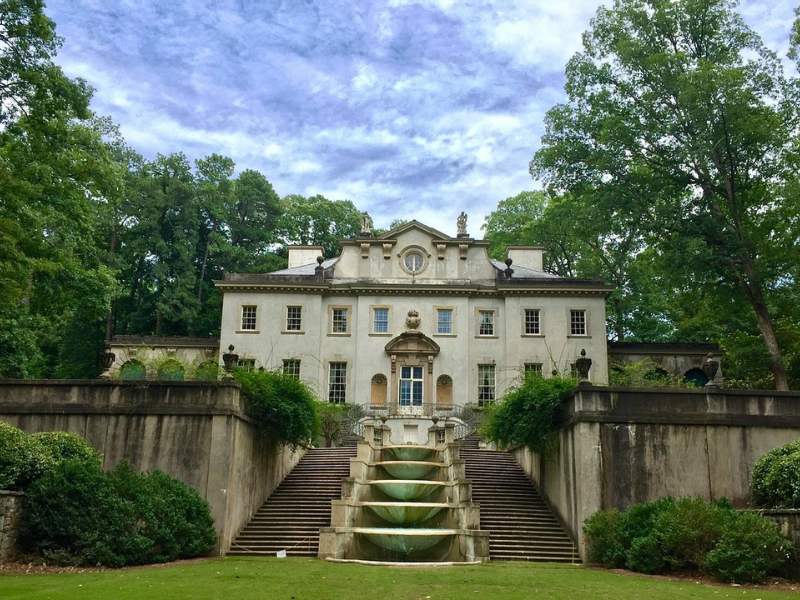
<box><xmin>0</xmin><ymin>491</ymin><xmax>23</xmax><ymax>563</ymax></box>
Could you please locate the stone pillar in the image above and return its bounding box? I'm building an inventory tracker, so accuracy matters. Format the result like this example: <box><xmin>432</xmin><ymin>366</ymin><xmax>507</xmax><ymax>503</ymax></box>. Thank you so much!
<box><xmin>0</xmin><ymin>491</ymin><xmax>23</xmax><ymax>563</ymax></box>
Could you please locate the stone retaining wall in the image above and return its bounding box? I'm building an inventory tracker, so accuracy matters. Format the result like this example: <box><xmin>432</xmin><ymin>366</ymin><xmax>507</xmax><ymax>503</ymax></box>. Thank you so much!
<box><xmin>0</xmin><ymin>491</ymin><xmax>23</xmax><ymax>563</ymax></box>
<box><xmin>512</xmin><ymin>385</ymin><xmax>800</xmax><ymax>560</ymax></box>
<box><xmin>0</xmin><ymin>380</ymin><xmax>304</xmax><ymax>555</ymax></box>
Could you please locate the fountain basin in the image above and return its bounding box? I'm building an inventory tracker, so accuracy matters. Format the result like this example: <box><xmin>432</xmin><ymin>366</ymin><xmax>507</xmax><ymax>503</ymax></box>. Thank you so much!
<box><xmin>355</xmin><ymin>527</ymin><xmax>456</xmax><ymax>555</ymax></box>
<box><xmin>363</xmin><ymin>502</ymin><xmax>447</xmax><ymax>525</ymax></box>
<box><xmin>376</xmin><ymin>461</ymin><xmax>443</xmax><ymax>479</ymax></box>
<box><xmin>370</xmin><ymin>480</ymin><xmax>446</xmax><ymax>501</ymax></box>
<box><xmin>382</xmin><ymin>445</ymin><xmax>435</xmax><ymax>462</ymax></box>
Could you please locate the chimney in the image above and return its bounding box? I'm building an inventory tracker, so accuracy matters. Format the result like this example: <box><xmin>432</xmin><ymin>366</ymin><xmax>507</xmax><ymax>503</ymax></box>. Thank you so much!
<box><xmin>506</xmin><ymin>246</ymin><xmax>544</xmax><ymax>272</ymax></box>
<box><xmin>287</xmin><ymin>245</ymin><xmax>324</xmax><ymax>269</ymax></box>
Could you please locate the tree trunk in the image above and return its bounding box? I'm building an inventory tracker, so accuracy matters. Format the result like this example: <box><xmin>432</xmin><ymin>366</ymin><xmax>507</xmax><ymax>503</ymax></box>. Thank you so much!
<box><xmin>741</xmin><ymin>261</ymin><xmax>788</xmax><ymax>390</ymax></box>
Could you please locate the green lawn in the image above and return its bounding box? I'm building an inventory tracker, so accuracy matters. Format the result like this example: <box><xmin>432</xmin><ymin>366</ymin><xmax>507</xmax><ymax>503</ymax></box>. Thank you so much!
<box><xmin>2</xmin><ymin>557</ymin><xmax>797</xmax><ymax>600</ymax></box>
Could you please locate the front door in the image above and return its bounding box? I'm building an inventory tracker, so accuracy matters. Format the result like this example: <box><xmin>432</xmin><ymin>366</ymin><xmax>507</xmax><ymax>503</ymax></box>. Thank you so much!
<box><xmin>398</xmin><ymin>366</ymin><xmax>424</xmax><ymax>414</ymax></box>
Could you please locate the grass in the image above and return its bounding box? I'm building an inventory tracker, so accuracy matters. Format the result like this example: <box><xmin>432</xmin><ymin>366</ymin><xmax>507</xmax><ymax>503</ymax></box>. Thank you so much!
<box><xmin>2</xmin><ymin>557</ymin><xmax>798</xmax><ymax>600</ymax></box>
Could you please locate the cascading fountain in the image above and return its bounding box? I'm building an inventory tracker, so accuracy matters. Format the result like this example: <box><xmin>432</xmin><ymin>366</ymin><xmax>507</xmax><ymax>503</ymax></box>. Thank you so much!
<box><xmin>319</xmin><ymin>420</ymin><xmax>489</xmax><ymax>564</ymax></box>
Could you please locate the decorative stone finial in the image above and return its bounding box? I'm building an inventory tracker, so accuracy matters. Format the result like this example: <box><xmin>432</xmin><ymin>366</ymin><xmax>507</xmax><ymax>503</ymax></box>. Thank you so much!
<box><xmin>702</xmin><ymin>353</ymin><xmax>720</xmax><ymax>386</ymax></box>
<box><xmin>406</xmin><ymin>309</ymin><xmax>421</xmax><ymax>330</ymax></box>
<box><xmin>456</xmin><ymin>211</ymin><xmax>468</xmax><ymax>237</ymax></box>
<box><xmin>504</xmin><ymin>257</ymin><xmax>514</xmax><ymax>278</ymax></box>
<box><xmin>360</xmin><ymin>211</ymin><xmax>373</xmax><ymax>236</ymax></box>
<box><xmin>316</xmin><ymin>255</ymin><xmax>324</xmax><ymax>265</ymax></box>
<box><xmin>222</xmin><ymin>344</ymin><xmax>239</xmax><ymax>374</ymax></box>
<box><xmin>575</xmin><ymin>349</ymin><xmax>592</xmax><ymax>383</ymax></box>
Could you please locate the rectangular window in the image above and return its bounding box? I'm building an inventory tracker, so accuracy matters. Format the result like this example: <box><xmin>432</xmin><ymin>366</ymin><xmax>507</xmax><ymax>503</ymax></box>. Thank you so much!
<box><xmin>285</xmin><ymin>306</ymin><xmax>302</xmax><ymax>331</ymax></box>
<box><xmin>524</xmin><ymin>309</ymin><xmax>541</xmax><ymax>335</ymax></box>
<box><xmin>436</xmin><ymin>308</ymin><xmax>453</xmax><ymax>334</ymax></box>
<box><xmin>237</xmin><ymin>358</ymin><xmax>256</xmax><ymax>371</ymax></box>
<box><xmin>478</xmin><ymin>310</ymin><xmax>495</xmax><ymax>336</ymax></box>
<box><xmin>524</xmin><ymin>362</ymin><xmax>543</xmax><ymax>378</ymax></box>
<box><xmin>328</xmin><ymin>362</ymin><xmax>347</xmax><ymax>403</ymax></box>
<box><xmin>282</xmin><ymin>359</ymin><xmax>301</xmax><ymax>378</ymax></box>
<box><xmin>570</xmin><ymin>309</ymin><xmax>587</xmax><ymax>336</ymax></box>
<box><xmin>241</xmin><ymin>305</ymin><xmax>257</xmax><ymax>331</ymax></box>
<box><xmin>331</xmin><ymin>307</ymin><xmax>349</xmax><ymax>334</ymax></box>
<box><xmin>373</xmin><ymin>307</ymin><xmax>389</xmax><ymax>333</ymax></box>
<box><xmin>478</xmin><ymin>364</ymin><xmax>496</xmax><ymax>405</ymax></box>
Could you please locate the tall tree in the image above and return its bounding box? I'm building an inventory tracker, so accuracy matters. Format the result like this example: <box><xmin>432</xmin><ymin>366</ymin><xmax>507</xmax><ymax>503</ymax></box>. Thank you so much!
<box><xmin>277</xmin><ymin>194</ymin><xmax>362</xmax><ymax>258</ymax></box>
<box><xmin>532</xmin><ymin>0</ymin><xmax>799</xmax><ymax>389</ymax></box>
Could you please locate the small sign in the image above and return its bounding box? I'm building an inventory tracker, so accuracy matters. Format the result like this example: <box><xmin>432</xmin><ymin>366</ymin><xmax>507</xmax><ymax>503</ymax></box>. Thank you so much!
<box><xmin>276</xmin><ymin>549</ymin><xmax>287</xmax><ymax>558</ymax></box>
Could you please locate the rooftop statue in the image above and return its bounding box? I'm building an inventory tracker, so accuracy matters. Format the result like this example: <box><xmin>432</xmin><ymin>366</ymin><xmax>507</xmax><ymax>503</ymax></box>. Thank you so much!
<box><xmin>456</xmin><ymin>211</ymin><xmax>468</xmax><ymax>237</ymax></box>
<box><xmin>360</xmin><ymin>211</ymin><xmax>373</xmax><ymax>236</ymax></box>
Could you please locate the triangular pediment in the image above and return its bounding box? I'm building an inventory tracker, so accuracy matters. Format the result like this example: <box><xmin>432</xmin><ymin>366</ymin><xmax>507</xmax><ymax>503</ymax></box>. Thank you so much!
<box><xmin>377</xmin><ymin>220</ymin><xmax>452</xmax><ymax>241</ymax></box>
<box><xmin>384</xmin><ymin>330</ymin><xmax>440</xmax><ymax>356</ymax></box>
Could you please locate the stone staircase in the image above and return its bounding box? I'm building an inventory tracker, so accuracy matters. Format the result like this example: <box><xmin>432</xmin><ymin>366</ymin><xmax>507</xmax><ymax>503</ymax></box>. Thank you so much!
<box><xmin>228</xmin><ymin>446</ymin><xmax>357</xmax><ymax>556</ymax></box>
<box><xmin>459</xmin><ymin>435</ymin><xmax>578</xmax><ymax>562</ymax></box>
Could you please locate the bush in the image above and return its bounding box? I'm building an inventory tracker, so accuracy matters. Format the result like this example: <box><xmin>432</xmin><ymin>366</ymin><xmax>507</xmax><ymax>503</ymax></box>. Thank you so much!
<box><xmin>629</xmin><ymin>498</ymin><xmax>732</xmax><ymax>572</ymax></box>
<box><xmin>704</xmin><ymin>512</ymin><xmax>794</xmax><ymax>583</ymax></box>
<box><xmin>235</xmin><ymin>369</ymin><xmax>318</xmax><ymax>447</ymax></box>
<box><xmin>22</xmin><ymin>459</ymin><xmax>216</xmax><ymax>567</ymax></box>
<box><xmin>751</xmin><ymin>439</ymin><xmax>800</xmax><ymax>508</ymax></box>
<box><xmin>609</xmin><ymin>359</ymin><xmax>690</xmax><ymax>388</ymax></box>
<box><xmin>583</xmin><ymin>509</ymin><xmax>624</xmax><ymax>567</ymax></box>
<box><xmin>584</xmin><ymin>497</ymin><xmax>792</xmax><ymax>583</ymax></box>
<box><xmin>0</xmin><ymin>421</ymin><xmax>34</xmax><ymax>489</ymax></box>
<box><xmin>481</xmin><ymin>375</ymin><xmax>575</xmax><ymax>453</ymax></box>
<box><xmin>31</xmin><ymin>431</ymin><xmax>101</xmax><ymax>467</ymax></box>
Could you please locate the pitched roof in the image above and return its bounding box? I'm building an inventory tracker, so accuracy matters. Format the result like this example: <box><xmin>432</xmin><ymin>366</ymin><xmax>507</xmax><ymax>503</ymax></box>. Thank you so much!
<box><xmin>376</xmin><ymin>220</ymin><xmax>455</xmax><ymax>241</ymax></box>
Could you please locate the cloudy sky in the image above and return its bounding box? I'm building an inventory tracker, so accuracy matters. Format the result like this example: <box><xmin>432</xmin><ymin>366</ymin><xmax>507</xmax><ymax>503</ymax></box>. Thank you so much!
<box><xmin>47</xmin><ymin>0</ymin><xmax>797</xmax><ymax>235</ymax></box>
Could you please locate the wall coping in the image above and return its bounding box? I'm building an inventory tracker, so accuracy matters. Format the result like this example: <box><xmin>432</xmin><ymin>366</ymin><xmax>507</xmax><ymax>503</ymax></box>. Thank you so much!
<box><xmin>0</xmin><ymin>379</ymin><xmax>240</xmax><ymax>388</ymax></box>
<box><xmin>743</xmin><ymin>508</ymin><xmax>800</xmax><ymax>515</ymax></box>
<box><xmin>571</xmin><ymin>384</ymin><xmax>800</xmax><ymax>398</ymax></box>
<box><xmin>0</xmin><ymin>490</ymin><xmax>24</xmax><ymax>496</ymax></box>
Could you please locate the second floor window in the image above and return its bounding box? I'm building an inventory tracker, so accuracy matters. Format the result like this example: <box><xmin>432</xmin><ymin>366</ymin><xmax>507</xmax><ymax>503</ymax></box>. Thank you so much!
<box><xmin>237</xmin><ymin>358</ymin><xmax>256</xmax><ymax>371</ymax></box>
<box><xmin>331</xmin><ymin>307</ymin><xmax>349</xmax><ymax>334</ymax></box>
<box><xmin>286</xmin><ymin>306</ymin><xmax>302</xmax><ymax>331</ymax></box>
<box><xmin>241</xmin><ymin>305</ymin><xmax>257</xmax><ymax>330</ymax></box>
<box><xmin>282</xmin><ymin>359</ymin><xmax>300</xmax><ymax>378</ymax></box>
<box><xmin>373</xmin><ymin>307</ymin><xmax>389</xmax><ymax>333</ymax></box>
<box><xmin>328</xmin><ymin>362</ymin><xmax>347</xmax><ymax>403</ymax></box>
<box><xmin>437</xmin><ymin>308</ymin><xmax>453</xmax><ymax>334</ymax></box>
<box><xmin>570</xmin><ymin>309</ymin><xmax>587</xmax><ymax>336</ymax></box>
<box><xmin>478</xmin><ymin>310</ymin><xmax>495</xmax><ymax>336</ymax></box>
<box><xmin>524</xmin><ymin>309</ymin><xmax>541</xmax><ymax>335</ymax></box>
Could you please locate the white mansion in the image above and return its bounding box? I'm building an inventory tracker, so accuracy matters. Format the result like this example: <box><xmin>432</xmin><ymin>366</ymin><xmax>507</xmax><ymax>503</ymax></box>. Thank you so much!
<box><xmin>213</xmin><ymin>217</ymin><xmax>612</xmax><ymax>411</ymax></box>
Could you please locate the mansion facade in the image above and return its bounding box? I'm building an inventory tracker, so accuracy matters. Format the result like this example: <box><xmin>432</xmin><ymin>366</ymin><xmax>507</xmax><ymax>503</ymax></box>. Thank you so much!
<box><xmin>213</xmin><ymin>218</ymin><xmax>612</xmax><ymax>411</ymax></box>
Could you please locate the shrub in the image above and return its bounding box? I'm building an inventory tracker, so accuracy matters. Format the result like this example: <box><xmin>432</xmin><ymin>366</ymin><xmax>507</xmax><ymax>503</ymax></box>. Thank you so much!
<box><xmin>21</xmin><ymin>459</ymin><xmax>144</xmax><ymax>567</ymax></box>
<box><xmin>583</xmin><ymin>509</ymin><xmax>624</xmax><ymax>567</ymax></box>
<box><xmin>704</xmin><ymin>511</ymin><xmax>794</xmax><ymax>583</ymax></box>
<box><xmin>0</xmin><ymin>421</ymin><xmax>33</xmax><ymax>489</ymax></box>
<box><xmin>235</xmin><ymin>369</ymin><xmax>318</xmax><ymax>447</ymax></box>
<box><xmin>481</xmin><ymin>375</ymin><xmax>575</xmax><ymax>453</ymax></box>
<box><xmin>22</xmin><ymin>459</ymin><xmax>216</xmax><ymax>567</ymax></box>
<box><xmin>631</xmin><ymin>498</ymin><xmax>733</xmax><ymax>572</ymax></box>
<box><xmin>31</xmin><ymin>431</ymin><xmax>101</xmax><ymax>467</ymax></box>
<box><xmin>751</xmin><ymin>439</ymin><xmax>800</xmax><ymax>509</ymax></box>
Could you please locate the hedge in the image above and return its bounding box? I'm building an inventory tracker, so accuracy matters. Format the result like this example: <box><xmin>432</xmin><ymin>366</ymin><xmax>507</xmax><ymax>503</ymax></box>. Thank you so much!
<box><xmin>584</xmin><ymin>497</ymin><xmax>793</xmax><ymax>583</ymax></box>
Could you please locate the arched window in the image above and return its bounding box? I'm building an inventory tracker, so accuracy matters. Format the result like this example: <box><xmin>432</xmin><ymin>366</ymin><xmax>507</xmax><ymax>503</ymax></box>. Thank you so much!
<box><xmin>684</xmin><ymin>368</ymin><xmax>708</xmax><ymax>387</ymax></box>
<box><xmin>119</xmin><ymin>359</ymin><xmax>146</xmax><ymax>380</ymax></box>
<box><xmin>157</xmin><ymin>359</ymin><xmax>185</xmax><ymax>381</ymax></box>
<box><xmin>370</xmin><ymin>374</ymin><xmax>387</xmax><ymax>407</ymax></box>
<box><xmin>194</xmin><ymin>361</ymin><xmax>219</xmax><ymax>381</ymax></box>
<box><xmin>436</xmin><ymin>374</ymin><xmax>453</xmax><ymax>408</ymax></box>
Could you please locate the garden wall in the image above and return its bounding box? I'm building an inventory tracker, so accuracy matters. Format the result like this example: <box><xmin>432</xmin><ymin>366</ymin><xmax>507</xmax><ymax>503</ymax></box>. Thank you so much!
<box><xmin>0</xmin><ymin>380</ymin><xmax>303</xmax><ymax>554</ymax></box>
<box><xmin>512</xmin><ymin>386</ymin><xmax>800</xmax><ymax>560</ymax></box>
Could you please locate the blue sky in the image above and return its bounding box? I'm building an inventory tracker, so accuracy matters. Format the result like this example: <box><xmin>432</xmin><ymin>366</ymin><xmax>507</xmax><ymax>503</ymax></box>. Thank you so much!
<box><xmin>47</xmin><ymin>0</ymin><xmax>797</xmax><ymax>235</ymax></box>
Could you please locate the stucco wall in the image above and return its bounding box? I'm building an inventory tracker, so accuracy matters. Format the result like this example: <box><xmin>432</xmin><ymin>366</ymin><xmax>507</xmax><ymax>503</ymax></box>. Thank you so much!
<box><xmin>0</xmin><ymin>380</ymin><xmax>302</xmax><ymax>555</ymax></box>
<box><xmin>512</xmin><ymin>386</ymin><xmax>800</xmax><ymax>559</ymax></box>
